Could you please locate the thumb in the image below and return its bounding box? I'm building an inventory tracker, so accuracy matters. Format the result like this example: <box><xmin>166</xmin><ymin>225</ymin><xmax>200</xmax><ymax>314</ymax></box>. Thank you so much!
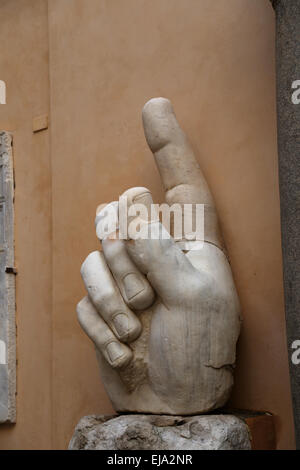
<box><xmin>120</xmin><ymin>187</ymin><xmax>198</xmax><ymax>305</ymax></box>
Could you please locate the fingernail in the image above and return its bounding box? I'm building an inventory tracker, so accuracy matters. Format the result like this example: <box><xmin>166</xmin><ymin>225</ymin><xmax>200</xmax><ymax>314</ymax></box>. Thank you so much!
<box><xmin>113</xmin><ymin>313</ymin><xmax>129</xmax><ymax>340</ymax></box>
<box><xmin>123</xmin><ymin>273</ymin><xmax>144</xmax><ymax>300</ymax></box>
<box><xmin>106</xmin><ymin>341</ymin><xmax>125</xmax><ymax>363</ymax></box>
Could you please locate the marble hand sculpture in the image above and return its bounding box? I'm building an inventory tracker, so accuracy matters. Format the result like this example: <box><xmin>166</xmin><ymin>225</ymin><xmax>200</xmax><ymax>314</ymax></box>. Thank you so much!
<box><xmin>77</xmin><ymin>98</ymin><xmax>241</xmax><ymax>415</ymax></box>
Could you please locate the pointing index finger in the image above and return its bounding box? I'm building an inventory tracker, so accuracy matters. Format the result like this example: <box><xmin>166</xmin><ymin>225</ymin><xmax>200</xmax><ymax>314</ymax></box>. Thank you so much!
<box><xmin>142</xmin><ymin>97</ymin><xmax>213</xmax><ymax>206</ymax></box>
<box><xmin>142</xmin><ymin>97</ymin><xmax>224</xmax><ymax>251</ymax></box>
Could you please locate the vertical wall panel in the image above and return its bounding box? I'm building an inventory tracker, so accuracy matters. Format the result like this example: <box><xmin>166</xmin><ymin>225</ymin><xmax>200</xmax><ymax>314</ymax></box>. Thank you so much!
<box><xmin>0</xmin><ymin>131</ymin><xmax>16</xmax><ymax>423</ymax></box>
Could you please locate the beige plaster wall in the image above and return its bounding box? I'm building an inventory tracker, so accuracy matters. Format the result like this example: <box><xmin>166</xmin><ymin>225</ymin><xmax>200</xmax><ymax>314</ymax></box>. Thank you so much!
<box><xmin>0</xmin><ymin>0</ymin><xmax>295</xmax><ymax>449</ymax></box>
<box><xmin>0</xmin><ymin>0</ymin><xmax>52</xmax><ymax>449</ymax></box>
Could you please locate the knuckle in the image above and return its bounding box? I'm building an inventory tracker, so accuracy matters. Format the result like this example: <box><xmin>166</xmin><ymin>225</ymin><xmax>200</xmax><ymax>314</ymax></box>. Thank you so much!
<box><xmin>80</xmin><ymin>250</ymin><xmax>100</xmax><ymax>276</ymax></box>
<box><xmin>91</xmin><ymin>287</ymin><xmax>116</xmax><ymax>310</ymax></box>
<box><xmin>102</xmin><ymin>238</ymin><xmax>124</xmax><ymax>260</ymax></box>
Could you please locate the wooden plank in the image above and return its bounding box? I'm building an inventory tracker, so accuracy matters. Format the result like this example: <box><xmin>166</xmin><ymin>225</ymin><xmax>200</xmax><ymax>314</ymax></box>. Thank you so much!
<box><xmin>245</xmin><ymin>414</ymin><xmax>276</xmax><ymax>450</ymax></box>
<box><xmin>218</xmin><ymin>409</ymin><xmax>276</xmax><ymax>449</ymax></box>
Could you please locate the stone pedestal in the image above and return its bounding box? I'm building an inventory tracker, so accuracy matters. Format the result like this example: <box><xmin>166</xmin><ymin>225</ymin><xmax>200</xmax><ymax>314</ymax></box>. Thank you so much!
<box><xmin>69</xmin><ymin>414</ymin><xmax>251</xmax><ymax>450</ymax></box>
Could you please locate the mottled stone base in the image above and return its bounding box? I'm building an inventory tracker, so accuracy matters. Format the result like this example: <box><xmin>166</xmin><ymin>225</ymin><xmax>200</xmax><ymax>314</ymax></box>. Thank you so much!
<box><xmin>69</xmin><ymin>414</ymin><xmax>251</xmax><ymax>450</ymax></box>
